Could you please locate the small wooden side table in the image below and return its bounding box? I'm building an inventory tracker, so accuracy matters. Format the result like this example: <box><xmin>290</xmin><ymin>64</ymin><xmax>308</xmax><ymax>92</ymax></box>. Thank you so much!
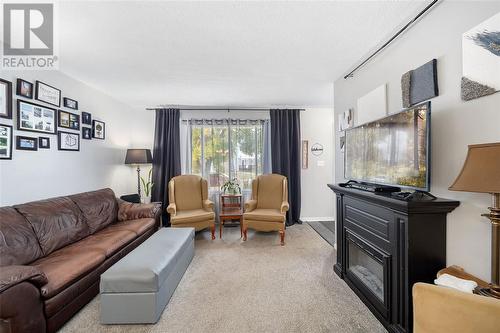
<box><xmin>219</xmin><ymin>194</ymin><xmax>243</xmax><ymax>239</ymax></box>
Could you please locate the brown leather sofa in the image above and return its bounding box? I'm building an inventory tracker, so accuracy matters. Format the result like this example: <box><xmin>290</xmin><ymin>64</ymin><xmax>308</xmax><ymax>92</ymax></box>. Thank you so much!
<box><xmin>0</xmin><ymin>188</ymin><xmax>161</xmax><ymax>333</ymax></box>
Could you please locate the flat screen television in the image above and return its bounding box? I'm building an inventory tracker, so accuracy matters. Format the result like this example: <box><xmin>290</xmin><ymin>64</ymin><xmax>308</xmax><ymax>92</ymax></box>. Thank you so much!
<box><xmin>344</xmin><ymin>102</ymin><xmax>431</xmax><ymax>191</ymax></box>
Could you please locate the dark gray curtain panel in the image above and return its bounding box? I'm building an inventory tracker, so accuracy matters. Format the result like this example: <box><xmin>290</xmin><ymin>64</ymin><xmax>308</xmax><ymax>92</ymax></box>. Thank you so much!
<box><xmin>151</xmin><ymin>108</ymin><xmax>181</xmax><ymax>226</ymax></box>
<box><xmin>270</xmin><ymin>109</ymin><xmax>301</xmax><ymax>226</ymax></box>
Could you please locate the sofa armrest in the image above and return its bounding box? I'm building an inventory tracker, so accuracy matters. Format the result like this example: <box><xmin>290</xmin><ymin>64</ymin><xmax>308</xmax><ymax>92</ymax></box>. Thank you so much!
<box><xmin>203</xmin><ymin>199</ymin><xmax>214</xmax><ymax>212</ymax></box>
<box><xmin>117</xmin><ymin>200</ymin><xmax>162</xmax><ymax>222</ymax></box>
<box><xmin>280</xmin><ymin>201</ymin><xmax>289</xmax><ymax>214</ymax></box>
<box><xmin>413</xmin><ymin>282</ymin><xmax>500</xmax><ymax>333</ymax></box>
<box><xmin>0</xmin><ymin>265</ymin><xmax>47</xmax><ymax>293</ymax></box>
<box><xmin>167</xmin><ymin>203</ymin><xmax>177</xmax><ymax>216</ymax></box>
<box><xmin>245</xmin><ymin>200</ymin><xmax>257</xmax><ymax>212</ymax></box>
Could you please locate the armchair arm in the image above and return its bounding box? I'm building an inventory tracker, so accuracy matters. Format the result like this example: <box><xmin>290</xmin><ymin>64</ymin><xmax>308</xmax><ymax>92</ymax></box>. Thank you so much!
<box><xmin>203</xmin><ymin>199</ymin><xmax>214</xmax><ymax>212</ymax></box>
<box><xmin>0</xmin><ymin>265</ymin><xmax>47</xmax><ymax>293</ymax></box>
<box><xmin>117</xmin><ymin>199</ymin><xmax>162</xmax><ymax>221</ymax></box>
<box><xmin>245</xmin><ymin>199</ymin><xmax>257</xmax><ymax>212</ymax></box>
<box><xmin>280</xmin><ymin>201</ymin><xmax>290</xmax><ymax>214</ymax></box>
<box><xmin>413</xmin><ymin>283</ymin><xmax>500</xmax><ymax>333</ymax></box>
<box><xmin>167</xmin><ymin>203</ymin><xmax>177</xmax><ymax>216</ymax></box>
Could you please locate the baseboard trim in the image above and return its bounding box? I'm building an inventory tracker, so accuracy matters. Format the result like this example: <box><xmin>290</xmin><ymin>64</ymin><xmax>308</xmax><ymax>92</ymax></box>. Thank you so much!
<box><xmin>300</xmin><ymin>217</ymin><xmax>335</xmax><ymax>222</ymax></box>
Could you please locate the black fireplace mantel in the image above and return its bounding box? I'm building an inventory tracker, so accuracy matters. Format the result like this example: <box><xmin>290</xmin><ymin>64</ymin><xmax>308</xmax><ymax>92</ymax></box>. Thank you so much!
<box><xmin>328</xmin><ymin>184</ymin><xmax>459</xmax><ymax>333</ymax></box>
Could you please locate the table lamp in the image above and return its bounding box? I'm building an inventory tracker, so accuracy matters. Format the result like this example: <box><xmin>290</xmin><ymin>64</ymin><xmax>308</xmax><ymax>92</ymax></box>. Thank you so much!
<box><xmin>125</xmin><ymin>149</ymin><xmax>153</xmax><ymax>197</ymax></box>
<box><xmin>449</xmin><ymin>142</ymin><xmax>500</xmax><ymax>298</ymax></box>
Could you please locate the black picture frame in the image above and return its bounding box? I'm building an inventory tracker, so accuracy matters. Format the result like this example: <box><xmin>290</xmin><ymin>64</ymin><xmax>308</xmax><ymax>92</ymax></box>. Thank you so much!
<box><xmin>58</xmin><ymin>110</ymin><xmax>80</xmax><ymax>130</ymax></box>
<box><xmin>63</xmin><ymin>97</ymin><xmax>78</xmax><ymax>110</ymax></box>
<box><xmin>92</xmin><ymin>120</ymin><xmax>105</xmax><ymax>140</ymax></box>
<box><xmin>0</xmin><ymin>123</ymin><xmax>13</xmax><ymax>160</ymax></box>
<box><xmin>16</xmin><ymin>136</ymin><xmax>38</xmax><ymax>151</ymax></box>
<box><xmin>17</xmin><ymin>100</ymin><xmax>57</xmax><ymax>135</ymax></box>
<box><xmin>82</xmin><ymin>127</ymin><xmax>92</xmax><ymax>140</ymax></box>
<box><xmin>35</xmin><ymin>81</ymin><xmax>61</xmax><ymax>107</ymax></box>
<box><xmin>82</xmin><ymin>111</ymin><xmax>92</xmax><ymax>125</ymax></box>
<box><xmin>58</xmin><ymin>131</ymin><xmax>80</xmax><ymax>151</ymax></box>
<box><xmin>39</xmin><ymin>137</ymin><xmax>50</xmax><ymax>149</ymax></box>
<box><xmin>16</xmin><ymin>79</ymin><xmax>33</xmax><ymax>99</ymax></box>
<box><xmin>0</xmin><ymin>79</ymin><xmax>13</xmax><ymax>119</ymax></box>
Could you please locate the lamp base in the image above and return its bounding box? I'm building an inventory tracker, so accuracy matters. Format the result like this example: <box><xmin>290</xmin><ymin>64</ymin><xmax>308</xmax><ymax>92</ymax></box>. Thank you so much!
<box><xmin>477</xmin><ymin>284</ymin><xmax>500</xmax><ymax>299</ymax></box>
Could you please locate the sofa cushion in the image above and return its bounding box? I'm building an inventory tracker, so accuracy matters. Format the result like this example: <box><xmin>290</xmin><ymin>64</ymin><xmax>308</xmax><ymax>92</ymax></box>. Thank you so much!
<box><xmin>108</xmin><ymin>218</ymin><xmax>156</xmax><ymax>236</ymax></box>
<box><xmin>32</xmin><ymin>246</ymin><xmax>106</xmax><ymax>298</ymax></box>
<box><xmin>66</xmin><ymin>227</ymin><xmax>137</xmax><ymax>257</ymax></box>
<box><xmin>170</xmin><ymin>209</ymin><xmax>214</xmax><ymax>225</ymax></box>
<box><xmin>69</xmin><ymin>188</ymin><xmax>118</xmax><ymax>234</ymax></box>
<box><xmin>0</xmin><ymin>207</ymin><xmax>44</xmax><ymax>266</ymax></box>
<box><xmin>15</xmin><ymin>197</ymin><xmax>90</xmax><ymax>256</ymax></box>
<box><xmin>243</xmin><ymin>208</ymin><xmax>285</xmax><ymax>222</ymax></box>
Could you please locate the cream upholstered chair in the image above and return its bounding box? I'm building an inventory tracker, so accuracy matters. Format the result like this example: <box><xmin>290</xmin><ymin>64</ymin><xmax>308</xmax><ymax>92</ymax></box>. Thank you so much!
<box><xmin>243</xmin><ymin>174</ymin><xmax>289</xmax><ymax>246</ymax></box>
<box><xmin>166</xmin><ymin>175</ymin><xmax>215</xmax><ymax>240</ymax></box>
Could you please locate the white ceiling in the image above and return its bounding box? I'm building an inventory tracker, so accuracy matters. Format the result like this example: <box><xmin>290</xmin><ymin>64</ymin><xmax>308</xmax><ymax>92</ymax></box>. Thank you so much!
<box><xmin>58</xmin><ymin>1</ymin><xmax>428</xmax><ymax>109</ymax></box>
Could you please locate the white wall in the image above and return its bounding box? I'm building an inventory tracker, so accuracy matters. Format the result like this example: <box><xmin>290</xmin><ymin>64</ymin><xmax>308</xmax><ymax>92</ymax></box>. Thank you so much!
<box><xmin>0</xmin><ymin>70</ymin><xmax>152</xmax><ymax>206</ymax></box>
<box><xmin>301</xmin><ymin>108</ymin><xmax>335</xmax><ymax>221</ymax></box>
<box><xmin>334</xmin><ymin>1</ymin><xmax>500</xmax><ymax>281</ymax></box>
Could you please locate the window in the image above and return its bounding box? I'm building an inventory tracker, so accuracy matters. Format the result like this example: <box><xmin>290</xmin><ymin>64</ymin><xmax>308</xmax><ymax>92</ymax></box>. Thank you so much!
<box><xmin>189</xmin><ymin>119</ymin><xmax>268</xmax><ymax>191</ymax></box>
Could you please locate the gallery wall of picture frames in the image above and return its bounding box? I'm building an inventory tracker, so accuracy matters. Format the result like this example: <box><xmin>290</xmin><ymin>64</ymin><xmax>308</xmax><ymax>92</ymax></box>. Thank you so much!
<box><xmin>0</xmin><ymin>76</ymin><xmax>106</xmax><ymax>160</ymax></box>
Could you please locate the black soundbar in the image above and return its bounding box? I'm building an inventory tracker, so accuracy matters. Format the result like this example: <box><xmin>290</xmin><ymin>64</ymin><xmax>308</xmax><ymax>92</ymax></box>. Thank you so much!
<box><xmin>339</xmin><ymin>180</ymin><xmax>401</xmax><ymax>193</ymax></box>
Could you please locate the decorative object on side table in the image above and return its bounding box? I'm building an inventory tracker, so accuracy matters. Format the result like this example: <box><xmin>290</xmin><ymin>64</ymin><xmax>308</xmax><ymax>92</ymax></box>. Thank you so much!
<box><xmin>0</xmin><ymin>124</ymin><xmax>13</xmax><ymax>159</ymax></box>
<box><xmin>82</xmin><ymin>127</ymin><xmax>92</xmax><ymax>140</ymax></box>
<box><xmin>221</xmin><ymin>178</ymin><xmax>241</xmax><ymax>195</ymax></box>
<box><xmin>449</xmin><ymin>142</ymin><xmax>500</xmax><ymax>299</ymax></box>
<box><xmin>58</xmin><ymin>110</ymin><xmax>80</xmax><ymax>130</ymax></box>
<box><xmin>57</xmin><ymin>131</ymin><xmax>80</xmax><ymax>151</ymax></box>
<box><xmin>125</xmin><ymin>149</ymin><xmax>153</xmax><ymax>199</ymax></box>
<box><xmin>461</xmin><ymin>12</ymin><xmax>500</xmax><ymax>101</ymax></box>
<box><xmin>92</xmin><ymin>119</ymin><xmax>105</xmax><ymax>139</ymax></box>
<box><xmin>16</xmin><ymin>136</ymin><xmax>38</xmax><ymax>151</ymax></box>
<box><xmin>63</xmin><ymin>97</ymin><xmax>78</xmax><ymax>110</ymax></box>
<box><xmin>82</xmin><ymin>111</ymin><xmax>92</xmax><ymax>125</ymax></box>
<box><xmin>16</xmin><ymin>79</ymin><xmax>33</xmax><ymax>99</ymax></box>
<box><xmin>140</xmin><ymin>168</ymin><xmax>154</xmax><ymax>204</ymax></box>
<box><xmin>17</xmin><ymin>100</ymin><xmax>57</xmax><ymax>134</ymax></box>
<box><xmin>39</xmin><ymin>137</ymin><xmax>50</xmax><ymax>149</ymax></box>
<box><xmin>35</xmin><ymin>80</ymin><xmax>61</xmax><ymax>107</ymax></box>
<box><xmin>0</xmin><ymin>78</ymin><xmax>12</xmax><ymax>119</ymax></box>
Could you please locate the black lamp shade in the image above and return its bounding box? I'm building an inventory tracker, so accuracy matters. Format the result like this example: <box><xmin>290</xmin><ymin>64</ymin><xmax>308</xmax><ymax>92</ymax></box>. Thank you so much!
<box><xmin>125</xmin><ymin>149</ymin><xmax>153</xmax><ymax>164</ymax></box>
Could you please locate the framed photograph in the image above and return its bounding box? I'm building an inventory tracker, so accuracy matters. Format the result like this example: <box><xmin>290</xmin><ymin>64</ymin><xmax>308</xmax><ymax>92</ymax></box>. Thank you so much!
<box><xmin>58</xmin><ymin>131</ymin><xmax>80</xmax><ymax>151</ymax></box>
<box><xmin>16</xmin><ymin>79</ymin><xmax>33</xmax><ymax>99</ymax></box>
<box><xmin>92</xmin><ymin>120</ymin><xmax>105</xmax><ymax>140</ymax></box>
<box><xmin>16</xmin><ymin>136</ymin><xmax>38</xmax><ymax>151</ymax></box>
<box><xmin>0</xmin><ymin>79</ymin><xmax>13</xmax><ymax>119</ymax></box>
<box><xmin>63</xmin><ymin>97</ymin><xmax>78</xmax><ymax>110</ymax></box>
<box><xmin>39</xmin><ymin>137</ymin><xmax>50</xmax><ymax>149</ymax></box>
<box><xmin>82</xmin><ymin>127</ymin><xmax>92</xmax><ymax>140</ymax></box>
<box><xmin>35</xmin><ymin>81</ymin><xmax>61</xmax><ymax>107</ymax></box>
<box><xmin>82</xmin><ymin>111</ymin><xmax>92</xmax><ymax>125</ymax></box>
<box><xmin>0</xmin><ymin>124</ymin><xmax>13</xmax><ymax>159</ymax></box>
<box><xmin>58</xmin><ymin>110</ymin><xmax>80</xmax><ymax>130</ymax></box>
<box><xmin>17</xmin><ymin>100</ymin><xmax>57</xmax><ymax>134</ymax></box>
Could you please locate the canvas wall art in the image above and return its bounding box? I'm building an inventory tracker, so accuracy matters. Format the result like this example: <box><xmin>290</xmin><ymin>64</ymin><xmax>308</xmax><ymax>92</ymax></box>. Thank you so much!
<box><xmin>357</xmin><ymin>84</ymin><xmax>387</xmax><ymax>125</ymax></box>
<box><xmin>401</xmin><ymin>59</ymin><xmax>439</xmax><ymax>108</ymax></box>
<box><xmin>338</xmin><ymin>109</ymin><xmax>353</xmax><ymax>131</ymax></box>
<box><xmin>461</xmin><ymin>12</ymin><xmax>500</xmax><ymax>101</ymax></box>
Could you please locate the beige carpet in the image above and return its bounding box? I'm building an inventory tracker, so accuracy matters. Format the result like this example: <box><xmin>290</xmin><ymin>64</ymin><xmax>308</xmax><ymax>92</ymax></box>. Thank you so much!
<box><xmin>60</xmin><ymin>224</ymin><xmax>386</xmax><ymax>333</ymax></box>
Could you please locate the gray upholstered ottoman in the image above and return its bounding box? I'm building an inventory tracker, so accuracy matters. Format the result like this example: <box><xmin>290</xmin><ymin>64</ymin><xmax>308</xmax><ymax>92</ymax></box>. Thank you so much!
<box><xmin>100</xmin><ymin>227</ymin><xmax>195</xmax><ymax>324</ymax></box>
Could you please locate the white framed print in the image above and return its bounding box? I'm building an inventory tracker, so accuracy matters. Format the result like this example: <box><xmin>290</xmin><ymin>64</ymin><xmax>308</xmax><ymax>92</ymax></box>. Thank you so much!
<box><xmin>58</xmin><ymin>131</ymin><xmax>80</xmax><ymax>151</ymax></box>
<box><xmin>17</xmin><ymin>100</ymin><xmax>57</xmax><ymax>134</ymax></box>
<box><xmin>35</xmin><ymin>81</ymin><xmax>61</xmax><ymax>107</ymax></box>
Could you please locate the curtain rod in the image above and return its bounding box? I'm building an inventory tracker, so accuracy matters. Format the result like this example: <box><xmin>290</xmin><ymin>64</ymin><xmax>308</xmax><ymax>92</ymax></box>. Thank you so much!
<box><xmin>343</xmin><ymin>0</ymin><xmax>439</xmax><ymax>79</ymax></box>
<box><xmin>145</xmin><ymin>108</ymin><xmax>305</xmax><ymax>111</ymax></box>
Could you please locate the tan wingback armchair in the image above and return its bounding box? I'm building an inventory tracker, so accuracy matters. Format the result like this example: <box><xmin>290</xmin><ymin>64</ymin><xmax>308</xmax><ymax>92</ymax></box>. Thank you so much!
<box><xmin>243</xmin><ymin>174</ymin><xmax>289</xmax><ymax>246</ymax></box>
<box><xmin>167</xmin><ymin>175</ymin><xmax>215</xmax><ymax>240</ymax></box>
